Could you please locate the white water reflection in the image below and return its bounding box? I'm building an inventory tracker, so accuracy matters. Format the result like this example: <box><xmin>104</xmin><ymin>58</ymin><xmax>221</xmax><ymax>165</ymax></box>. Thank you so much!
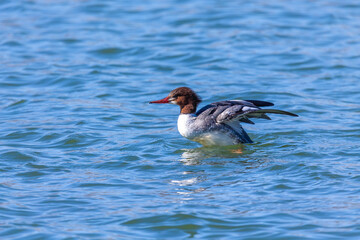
<box><xmin>178</xmin><ymin>145</ymin><xmax>246</xmax><ymax>165</ymax></box>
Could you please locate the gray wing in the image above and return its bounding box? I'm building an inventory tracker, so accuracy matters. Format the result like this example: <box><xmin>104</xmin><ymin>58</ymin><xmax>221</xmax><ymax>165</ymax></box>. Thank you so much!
<box><xmin>196</xmin><ymin>100</ymin><xmax>259</xmax><ymax>116</ymax></box>
<box><xmin>196</xmin><ymin>100</ymin><xmax>297</xmax><ymax>124</ymax></box>
<box><xmin>196</xmin><ymin>100</ymin><xmax>266</xmax><ymax>124</ymax></box>
<box><xmin>216</xmin><ymin>105</ymin><xmax>298</xmax><ymax>124</ymax></box>
<box><xmin>195</xmin><ymin>100</ymin><xmax>297</xmax><ymax>144</ymax></box>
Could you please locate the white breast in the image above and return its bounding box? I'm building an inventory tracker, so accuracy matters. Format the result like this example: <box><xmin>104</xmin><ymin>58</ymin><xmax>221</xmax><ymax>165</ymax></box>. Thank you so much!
<box><xmin>177</xmin><ymin>114</ymin><xmax>197</xmax><ymax>139</ymax></box>
<box><xmin>177</xmin><ymin>114</ymin><xmax>241</xmax><ymax>146</ymax></box>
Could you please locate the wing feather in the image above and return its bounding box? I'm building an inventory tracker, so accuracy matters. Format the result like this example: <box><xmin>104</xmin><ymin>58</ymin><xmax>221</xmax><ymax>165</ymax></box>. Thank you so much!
<box><xmin>196</xmin><ymin>100</ymin><xmax>298</xmax><ymax>125</ymax></box>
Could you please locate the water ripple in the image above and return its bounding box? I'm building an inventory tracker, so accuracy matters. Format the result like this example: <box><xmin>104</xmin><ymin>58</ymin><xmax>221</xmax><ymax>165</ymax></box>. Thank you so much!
<box><xmin>1</xmin><ymin>0</ymin><xmax>360</xmax><ymax>239</ymax></box>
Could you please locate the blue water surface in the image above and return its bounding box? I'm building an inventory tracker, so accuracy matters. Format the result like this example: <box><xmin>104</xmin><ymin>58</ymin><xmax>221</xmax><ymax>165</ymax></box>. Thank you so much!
<box><xmin>1</xmin><ymin>0</ymin><xmax>360</xmax><ymax>239</ymax></box>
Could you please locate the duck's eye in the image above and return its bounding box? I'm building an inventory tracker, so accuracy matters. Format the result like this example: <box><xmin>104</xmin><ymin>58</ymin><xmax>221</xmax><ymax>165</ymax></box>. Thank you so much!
<box><xmin>171</xmin><ymin>95</ymin><xmax>180</xmax><ymax>100</ymax></box>
<box><xmin>168</xmin><ymin>96</ymin><xmax>177</xmax><ymax>101</ymax></box>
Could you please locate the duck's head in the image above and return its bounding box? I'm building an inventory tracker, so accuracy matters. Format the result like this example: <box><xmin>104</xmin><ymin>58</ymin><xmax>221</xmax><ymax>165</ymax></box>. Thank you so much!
<box><xmin>149</xmin><ymin>87</ymin><xmax>201</xmax><ymax>114</ymax></box>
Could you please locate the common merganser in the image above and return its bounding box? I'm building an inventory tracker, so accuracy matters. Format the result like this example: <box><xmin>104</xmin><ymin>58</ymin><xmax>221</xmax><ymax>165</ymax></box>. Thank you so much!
<box><xmin>150</xmin><ymin>87</ymin><xmax>298</xmax><ymax>146</ymax></box>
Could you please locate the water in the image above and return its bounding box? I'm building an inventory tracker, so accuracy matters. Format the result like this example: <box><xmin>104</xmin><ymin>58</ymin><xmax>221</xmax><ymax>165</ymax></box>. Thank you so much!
<box><xmin>1</xmin><ymin>0</ymin><xmax>360</xmax><ymax>239</ymax></box>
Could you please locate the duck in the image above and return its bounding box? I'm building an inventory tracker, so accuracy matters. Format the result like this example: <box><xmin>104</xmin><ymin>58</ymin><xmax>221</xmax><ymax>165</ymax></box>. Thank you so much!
<box><xmin>150</xmin><ymin>87</ymin><xmax>298</xmax><ymax>146</ymax></box>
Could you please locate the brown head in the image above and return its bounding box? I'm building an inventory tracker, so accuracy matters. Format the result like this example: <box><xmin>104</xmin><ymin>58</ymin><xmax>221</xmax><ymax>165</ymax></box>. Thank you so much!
<box><xmin>149</xmin><ymin>87</ymin><xmax>202</xmax><ymax>114</ymax></box>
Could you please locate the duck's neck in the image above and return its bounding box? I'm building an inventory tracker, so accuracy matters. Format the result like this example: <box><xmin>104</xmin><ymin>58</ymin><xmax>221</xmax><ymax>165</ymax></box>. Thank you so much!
<box><xmin>180</xmin><ymin>104</ymin><xmax>197</xmax><ymax>114</ymax></box>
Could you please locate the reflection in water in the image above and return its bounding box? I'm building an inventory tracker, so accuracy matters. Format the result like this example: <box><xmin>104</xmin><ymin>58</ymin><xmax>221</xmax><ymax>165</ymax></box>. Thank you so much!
<box><xmin>170</xmin><ymin>145</ymin><xmax>268</xmax><ymax>199</ymax></box>
<box><xmin>178</xmin><ymin>145</ymin><xmax>246</xmax><ymax>165</ymax></box>
<box><xmin>170</xmin><ymin>172</ymin><xmax>207</xmax><ymax>200</ymax></box>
